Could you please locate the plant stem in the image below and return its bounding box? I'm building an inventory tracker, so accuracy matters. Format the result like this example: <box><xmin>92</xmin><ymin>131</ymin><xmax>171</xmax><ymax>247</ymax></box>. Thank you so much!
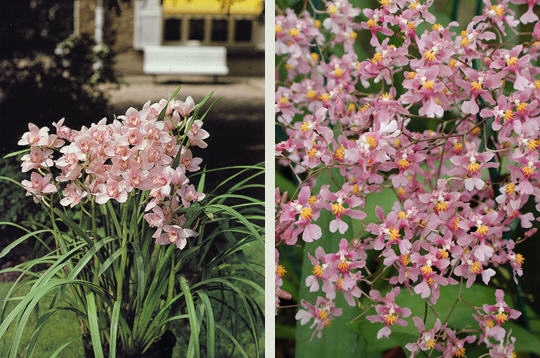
<box><xmin>116</xmin><ymin>202</ymin><xmax>130</xmax><ymax>306</ymax></box>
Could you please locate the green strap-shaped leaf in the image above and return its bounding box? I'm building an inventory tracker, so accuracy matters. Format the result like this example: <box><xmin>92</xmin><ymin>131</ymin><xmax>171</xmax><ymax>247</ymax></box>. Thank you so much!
<box><xmin>180</xmin><ymin>276</ymin><xmax>200</xmax><ymax>358</ymax></box>
<box><xmin>108</xmin><ymin>301</ymin><xmax>122</xmax><ymax>358</ymax></box>
<box><xmin>86</xmin><ymin>291</ymin><xmax>104</xmax><ymax>358</ymax></box>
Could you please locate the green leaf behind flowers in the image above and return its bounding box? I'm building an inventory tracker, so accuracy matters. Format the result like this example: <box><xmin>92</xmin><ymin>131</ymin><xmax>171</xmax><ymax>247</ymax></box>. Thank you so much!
<box><xmin>294</xmin><ymin>167</ymin><xmax>397</xmax><ymax>358</ymax></box>
<box><xmin>351</xmin><ymin>284</ymin><xmax>540</xmax><ymax>355</ymax></box>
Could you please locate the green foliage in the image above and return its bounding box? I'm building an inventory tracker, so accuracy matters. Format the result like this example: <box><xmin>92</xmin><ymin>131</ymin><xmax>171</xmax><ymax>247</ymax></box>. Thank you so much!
<box><xmin>0</xmin><ymin>164</ymin><xmax>264</xmax><ymax>357</ymax></box>
<box><xmin>0</xmin><ymin>157</ymin><xmax>37</xmax><ymax>225</ymax></box>
<box><xmin>292</xmin><ymin>168</ymin><xmax>396</xmax><ymax>357</ymax></box>
<box><xmin>351</xmin><ymin>284</ymin><xmax>540</xmax><ymax>355</ymax></box>
<box><xmin>0</xmin><ymin>157</ymin><xmax>50</xmax><ymax>256</ymax></box>
<box><xmin>0</xmin><ymin>282</ymin><xmax>85</xmax><ymax>356</ymax></box>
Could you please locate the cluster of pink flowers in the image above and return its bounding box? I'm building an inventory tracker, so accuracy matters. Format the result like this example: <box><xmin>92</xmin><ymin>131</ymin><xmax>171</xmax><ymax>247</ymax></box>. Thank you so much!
<box><xmin>18</xmin><ymin>95</ymin><xmax>208</xmax><ymax>250</ymax></box>
<box><xmin>276</xmin><ymin>0</ymin><xmax>540</xmax><ymax>354</ymax></box>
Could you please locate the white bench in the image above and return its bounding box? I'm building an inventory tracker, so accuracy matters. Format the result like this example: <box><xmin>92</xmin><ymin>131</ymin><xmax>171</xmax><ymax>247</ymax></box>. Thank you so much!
<box><xmin>143</xmin><ymin>45</ymin><xmax>229</xmax><ymax>82</ymax></box>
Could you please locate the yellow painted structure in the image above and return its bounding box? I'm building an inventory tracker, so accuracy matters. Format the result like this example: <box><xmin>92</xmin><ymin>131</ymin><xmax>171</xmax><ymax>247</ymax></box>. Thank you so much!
<box><xmin>163</xmin><ymin>0</ymin><xmax>263</xmax><ymax>16</ymax></box>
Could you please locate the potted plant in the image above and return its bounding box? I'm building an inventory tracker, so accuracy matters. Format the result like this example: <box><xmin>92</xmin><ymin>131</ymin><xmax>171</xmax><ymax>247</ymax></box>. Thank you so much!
<box><xmin>0</xmin><ymin>88</ymin><xmax>264</xmax><ymax>357</ymax></box>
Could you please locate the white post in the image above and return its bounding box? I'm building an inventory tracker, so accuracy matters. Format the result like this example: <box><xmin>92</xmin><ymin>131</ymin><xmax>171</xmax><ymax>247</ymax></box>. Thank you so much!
<box><xmin>73</xmin><ymin>0</ymin><xmax>80</xmax><ymax>35</ymax></box>
<box><xmin>95</xmin><ymin>0</ymin><xmax>104</xmax><ymax>45</ymax></box>
<box><xmin>133</xmin><ymin>0</ymin><xmax>163</xmax><ymax>50</ymax></box>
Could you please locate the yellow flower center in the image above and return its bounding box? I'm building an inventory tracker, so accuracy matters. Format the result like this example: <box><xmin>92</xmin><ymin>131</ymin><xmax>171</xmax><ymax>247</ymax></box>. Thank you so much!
<box><xmin>461</xmin><ymin>32</ymin><xmax>469</xmax><ymax>47</ymax></box>
<box><xmin>310</xmin><ymin>52</ymin><xmax>319</xmax><ymax>62</ymax></box>
<box><xmin>421</xmin><ymin>265</ymin><xmax>433</xmax><ymax>275</ymax></box>
<box><xmin>372</xmin><ymin>52</ymin><xmax>383</xmax><ymax>64</ymax></box>
<box><xmin>504</xmin><ymin>109</ymin><xmax>514</xmax><ymax>121</ymax></box>
<box><xmin>333</xmin><ymin>67</ymin><xmax>344</xmax><ymax>77</ymax></box>
<box><xmin>336</xmin><ymin>277</ymin><xmax>344</xmax><ymax>289</ymax></box>
<box><xmin>276</xmin><ymin>265</ymin><xmax>287</xmax><ymax>277</ymax></box>
<box><xmin>384</xmin><ymin>313</ymin><xmax>398</xmax><ymax>326</ymax></box>
<box><xmin>506</xmin><ymin>56</ymin><xmax>518</xmax><ymax>67</ymax></box>
<box><xmin>471</xmin><ymin>80</ymin><xmax>483</xmax><ymax>91</ymax></box>
<box><xmin>367</xmin><ymin>18</ymin><xmax>377</xmax><ymax>29</ymax></box>
<box><xmin>522</xmin><ymin>166</ymin><xmax>534</xmax><ymax>177</ymax></box>
<box><xmin>334</xmin><ymin>146</ymin><xmax>345</xmax><ymax>161</ymax></box>
<box><xmin>496</xmin><ymin>311</ymin><xmax>508</xmax><ymax>324</ymax></box>
<box><xmin>476</xmin><ymin>224</ymin><xmax>488</xmax><ymax>236</ymax></box>
<box><xmin>527</xmin><ymin>139</ymin><xmax>540</xmax><ymax>150</ymax></box>
<box><xmin>422</xmin><ymin>80</ymin><xmax>435</xmax><ymax>90</ymax></box>
<box><xmin>331</xmin><ymin>202</ymin><xmax>345</xmax><ymax>216</ymax></box>
<box><xmin>306</xmin><ymin>90</ymin><xmax>318</xmax><ymax>100</ymax></box>
<box><xmin>470</xmin><ymin>261</ymin><xmax>482</xmax><ymax>273</ymax></box>
<box><xmin>300</xmin><ymin>121</ymin><xmax>311</xmax><ymax>132</ymax></box>
<box><xmin>327</xmin><ymin>4</ymin><xmax>338</xmax><ymax>15</ymax></box>
<box><xmin>308</xmin><ymin>147</ymin><xmax>317</xmax><ymax>158</ymax></box>
<box><xmin>319</xmin><ymin>93</ymin><xmax>330</xmax><ymax>102</ymax></box>
<box><xmin>287</xmin><ymin>28</ymin><xmax>299</xmax><ymax>38</ymax></box>
<box><xmin>515</xmin><ymin>253</ymin><xmax>525</xmax><ymax>265</ymax></box>
<box><xmin>338</xmin><ymin>260</ymin><xmax>350</xmax><ymax>273</ymax></box>
<box><xmin>424</xmin><ymin>50</ymin><xmax>436</xmax><ymax>62</ymax></box>
<box><xmin>388</xmin><ymin>227</ymin><xmax>400</xmax><ymax>241</ymax></box>
<box><xmin>397</xmin><ymin>158</ymin><xmax>411</xmax><ymax>170</ymax></box>
<box><xmin>426</xmin><ymin>338</ymin><xmax>437</xmax><ymax>350</ymax></box>
<box><xmin>318</xmin><ymin>309</ymin><xmax>329</xmax><ymax>320</ymax></box>
<box><xmin>366</xmin><ymin>136</ymin><xmax>378</xmax><ymax>148</ymax></box>
<box><xmin>453</xmin><ymin>347</ymin><xmax>466</xmax><ymax>357</ymax></box>
<box><xmin>309</xmin><ymin>195</ymin><xmax>317</xmax><ymax>205</ymax></box>
<box><xmin>300</xmin><ymin>207</ymin><xmax>313</xmax><ymax>220</ymax></box>
<box><xmin>505</xmin><ymin>182</ymin><xmax>516</xmax><ymax>195</ymax></box>
<box><xmin>313</xmin><ymin>264</ymin><xmax>324</xmax><ymax>277</ymax></box>
<box><xmin>516</xmin><ymin>101</ymin><xmax>527</xmax><ymax>112</ymax></box>
<box><xmin>401</xmin><ymin>254</ymin><xmax>411</xmax><ymax>265</ymax></box>
<box><xmin>467</xmin><ymin>162</ymin><xmax>481</xmax><ymax>174</ymax></box>
<box><xmin>435</xmin><ymin>201</ymin><xmax>449</xmax><ymax>213</ymax></box>
<box><xmin>490</xmin><ymin>4</ymin><xmax>505</xmax><ymax>16</ymax></box>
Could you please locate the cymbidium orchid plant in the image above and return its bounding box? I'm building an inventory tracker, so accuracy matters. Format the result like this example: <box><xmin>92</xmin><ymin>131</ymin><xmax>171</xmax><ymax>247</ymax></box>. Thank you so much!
<box><xmin>276</xmin><ymin>0</ymin><xmax>540</xmax><ymax>356</ymax></box>
<box><xmin>0</xmin><ymin>89</ymin><xmax>264</xmax><ymax>357</ymax></box>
